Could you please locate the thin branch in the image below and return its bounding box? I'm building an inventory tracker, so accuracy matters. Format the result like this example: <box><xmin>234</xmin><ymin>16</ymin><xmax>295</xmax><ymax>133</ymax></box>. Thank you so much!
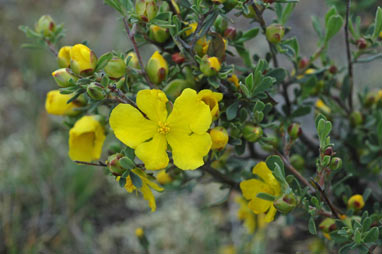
<box><xmin>344</xmin><ymin>0</ymin><xmax>354</xmax><ymax>111</ymax></box>
<box><xmin>122</xmin><ymin>17</ymin><xmax>154</xmax><ymax>89</ymax></box>
<box><xmin>45</xmin><ymin>39</ymin><xmax>58</xmax><ymax>56</ymax></box>
<box><xmin>310</xmin><ymin>179</ymin><xmax>341</xmax><ymax>219</ymax></box>
<box><xmin>74</xmin><ymin>160</ymin><xmax>107</xmax><ymax>167</ymax></box>
<box><xmin>200</xmin><ymin>165</ymin><xmax>240</xmax><ymax>191</ymax></box>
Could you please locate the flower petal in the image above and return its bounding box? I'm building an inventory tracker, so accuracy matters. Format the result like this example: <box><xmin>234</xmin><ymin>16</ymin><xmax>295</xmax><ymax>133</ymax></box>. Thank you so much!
<box><xmin>240</xmin><ymin>179</ymin><xmax>268</xmax><ymax>200</ymax></box>
<box><xmin>248</xmin><ymin>197</ymin><xmax>272</xmax><ymax>214</ymax></box>
<box><xmin>252</xmin><ymin>162</ymin><xmax>281</xmax><ymax>196</ymax></box>
<box><xmin>135</xmin><ymin>133</ymin><xmax>169</xmax><ymax>170</ymax></box>
<box><xmin>136</xmin><ymin>89</ymin><xmax>168</xmax><ymax>122</ymax></box>
<box><xmin>264</xmin><ymin>205</ymin><xmax>277</xmax><ymax>222</ymax></box>
<box><xmin>167</xmin><ymin>88</ymin><xmax>212</xmax><ymax>135</ymax></box>
<box><xmin>140</xmin><ymin>183</ymin><xmax>157</xmax><ymax>212</ymax></box>
<box><xmin>109</xmin><ymin>104</ymin><xmax>157</xmax><ymax>148</ymax></box>
<box><xmin>167</xmin><ymin>130</ymin><xmax>211</xmax><ymax>170</ymax></box>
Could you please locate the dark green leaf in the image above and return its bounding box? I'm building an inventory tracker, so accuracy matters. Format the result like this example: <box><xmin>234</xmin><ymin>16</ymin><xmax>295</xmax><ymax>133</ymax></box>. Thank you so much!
<box><xmin>256</xmin><ymin>192</ymin><xmax>276</xmax><ymax>201</ymax></box>
<box><xmin>120</xmin><ymin>156</ymin><xmax>135</xmax><ymax>169</ymax></box>
<box><xmin>226</xmin><ymin>101</ymin><xmax>239</xmax><ymax>121</ymax></box>
<box><xmin>130</xmin><ymin>171</ymin><xmax>142</xmax><ymax>188</ymax></box>
<box><xmin>308</xmin><ymin>217</ymin><xmax>317</xmax><ymax>235</ymax></box>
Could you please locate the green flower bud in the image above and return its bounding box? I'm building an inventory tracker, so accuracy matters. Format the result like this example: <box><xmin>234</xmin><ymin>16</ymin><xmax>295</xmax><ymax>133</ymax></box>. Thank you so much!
<box><xmin>51</xmin><ymin>68</ymin><xmax>77</xmax><ymax>87</ymax></box>
<box><xmin>330</xmin><ymin>157</ymin><xmax>342</xmax><ymax>171</ymax></box>
<box><xmin>35</xmin><ymin>15</ymin><xmax>56</xmax><ymax>36</ymax></box>
<box><xmin>104</xmin><ymin>57</ymin><xmax>126</xmax><ymax>79</ymax></box>
<box><xmin>135</xmin><ymin>0</ymin><xmax>157</xmax><ymax>22</ymax></box>
<box><xmin>87</xmin><ymin>83</ymin><xmax>105</xmax><ymax>100</ymax></box>
<box><xmin>266</xmin><ymin>24</ymin><xmax>285</xmax><ymax>44</ymax></box>
<box><xmin>116</xmin><ymin>77</ymin><xmax>127</xmax><ymax>90</ymax></box>
<box><xmin>214</xmin><ymin>16</ymin><xmax>228</xmax><ymax>35</ymax></box>
<box><xmin>287</xmin><ymin>123</ymin><xmax>302</xmax><ymax>140</ymax></box>
<box><xmin>106</xmin><ymin>153</ymin><xmax>125</xmax><ymax>174</ymax></box>
<box><xmin>290</xmin><ymin>154</ymin><xmax>305</xmax><ymax>171</ymax></box>
<box><xmin>319</xmin><ymin>218</ymin><xmax>337</xmax><ymax>233</ymax></box>
<box><xmin>350</xmin><ymin>111</ymin><xmax>363</xmax><ymax>126</ymax></box>
<box><xmin>146</xmin><ymin>51</ymin><xmax>168</xmax><ymax>84</ymax></box>
<box><xmin>223</xmin><ymin>0</ymin><xmax>238</xmax><ymax>12</ymax></box>
<box><xmin>200</xmin><ymin>56</ymin><xmax>221</xmax><ymax>77</ymax></box>
<box><xmin>243</xmin><ymin>124</ymin><xmax>263</xmax><ymax>142</ymax></box>
<box><xmin>274</xmin><ymin>193</ymin><xmax>297</xmax><ymax>214</ymax></box>
<box><xmin>149</xmin><ymin>25</ymin><xmax>170</xmax><ymax>43</ymax></box>
<box><xmin>364</xmin><ymin>93</ymin><xmax>376</xmax><ymax>108</ymax></box>
<box><xmin>163</xmin><ymin>79</ymin><xmax>191</xmax><ymax>99</ymax></box>
<box><xmin>125</xmin><ymin>52</ymin><xmax>140</xmax><ymax>69</ymax></box>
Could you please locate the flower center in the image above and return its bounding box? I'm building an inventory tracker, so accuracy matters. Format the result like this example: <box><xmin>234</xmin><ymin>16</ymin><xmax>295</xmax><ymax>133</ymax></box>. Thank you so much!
<box><xmin>158</xmin><ymin>121</ymin><xmax>170</xmax><ymax>134</ymax></box>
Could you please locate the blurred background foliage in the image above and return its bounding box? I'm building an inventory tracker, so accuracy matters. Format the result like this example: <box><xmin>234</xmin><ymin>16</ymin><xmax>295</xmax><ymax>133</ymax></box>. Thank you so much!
<box><xmin>0</xmin><ymin>0</ymin><xmax>381</xmax><ymax>253</ymax></box>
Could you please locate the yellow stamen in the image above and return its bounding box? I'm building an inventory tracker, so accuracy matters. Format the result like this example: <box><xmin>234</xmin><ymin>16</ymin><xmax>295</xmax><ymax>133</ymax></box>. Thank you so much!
<box><xmin>158</xmin><ymin>121</ymin><xmax>170</xmax><ymax>134</ymax></box>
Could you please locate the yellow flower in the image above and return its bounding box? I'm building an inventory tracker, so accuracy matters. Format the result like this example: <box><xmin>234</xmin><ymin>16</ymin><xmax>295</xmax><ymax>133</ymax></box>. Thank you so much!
<box><xmin>228</xmin><ymin>74</ymin><xmax>240</xmax><ymax>88</ymax></box>
<box><xmin>315</xmin><ymin>99</ymin><xmax>331</xmax><ymax>115</ymax></box>
<box><xmin>200</xmin><ymin>56</ymin><xmax>221</xmax><ymax>76</ymax></box>
<box><xmin>347</xmin><ymin>194</ymin><xmax>365</xmax><ymax>210</ymax></box>
<box><xmin>156</xmin><ymin>170</ymin><xmax>172</xmax><ymax>185</ymax></box>
<box><xmin>219</xmin><ymin>245</ymin><xmax>236</xmax><ymax>254</ymax></box>
<box><xmin>69</xmin><ymin>115</ymin><xmax>106</xmax><ymax>162</ymax></box>
<box><xmin>45</xmin><ymin>90</ymin><xmax>79</xmax><ymax>115</ymax></box>
<box><xmin>70</xmin><ymin>44</ymin><xmax>97</xmax><ymax>76</ymax></box>
<box><xmin>198</xmin><ymin>89</ymin><xmax>223</xmax><ymax>120</ymax></box>
<box><xmin>236</xmin><ymin>196</ymin><xmax>268</xmax><ymax>234</ymax></box>
<box><xmin>57</xmin><ymin>46</ymin><xmax>72</xmax><ymax>68</ymax></box>
<box><xmin>240</xmin><ymin>162</ymin><xmax>281</xmax><ymax>222</ymax></box>
<box><xmin>118</xmin><ymin>168</ymin><xmax>164</xmax><ymax>211</ymax></box>
<box><xmin>210</xmin><ymin>127</ymin><xmax>229</xmax><ymax>150</ymax></box>
<box><xmin>184</xmin><ymin>22</ymin><xmax>197</xmax><ymax>37</ymax></box>
<box><xmin>146</xmin><ymin>51</ymin><xmax>168</xmax><ymax>84</ymax></box>
<box><xmin>135</xmin><ymin>227</ymin><xmax>144</xmax><ymax>238</ymax></box>
<box><xmin>109</xmin><ymin>88</ymin><xmax>212</xmax><ymax>170</ymax></box>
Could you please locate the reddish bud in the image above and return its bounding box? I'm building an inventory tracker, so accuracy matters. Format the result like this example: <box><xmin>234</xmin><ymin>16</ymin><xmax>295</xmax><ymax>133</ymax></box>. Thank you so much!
<box><xmin>224</xmin><ymin>27</ymin><xmax>237</xmax><ymax>40</ymax></box>
<box><xmin>356</xmin><ymin>38</ymin><xmax>367</xmax><ymax>50</ymax></box>
<box><xmin>298</xmin><ymin>57</ymin><xmax>309</xmax><ymax>69</ymax></box>
<box><xmin>172</xmin><ymin>52</ymin><xmax>185</xmax><ymax>64</ymax></box>
<box><xmin>324</xmin><ymin>147</ymin><xmax>333</xmax><ymax>156</ymax></box>
<box><xmin>329</xmin><ymin>65</ymin><xmax>337</xmax><ymax>74</ymax></box>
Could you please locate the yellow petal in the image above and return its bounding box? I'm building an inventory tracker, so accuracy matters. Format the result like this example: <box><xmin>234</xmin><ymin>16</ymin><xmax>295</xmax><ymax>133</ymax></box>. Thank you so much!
<box><xmin>167</xmin><ymin>131</ymin><xmax>211</xmax><ymax>170</ymax></box>
<box><xmin>140</xmin><ymin>183</ymin><xmax>157</xmax><ymax>212</ymax></box>
<box><xmin>135</xmin><ymin>133</ymin><xmax>169</xmax><ymax>170</ymax></box>
<box><xmin>136</xmin><ymin>89</ymin><xmax>168</xmax><ymax>122</ymax></box>
<box><xmin>132</xmin><ymin>169</ymin><xmax>164</xmax><ymax>192</ymax></box>
<box><xmin>45</xmin><ymin>90</ymin><xmax>78</xmax><ymax>115</ymax></box>
<box><xmin>264</xmin><ymin>205</ymin><xmax>277</xmax><ymax>222</ymax></box>
<box><xmin>252</xmin><ymin>162</ymin><xmax>281</xmax><ymax>196</ymax></box>
<box><xmin>248</xmin><ymin>197</ymin><xmax>272</xmax><ymax>214</ymax></box>
<box><xmin>240</xmin><ymin>179</ymin><xmax>268</xmax><ymax>200</ymax></box>
<box><xmin>198</xmin><ymin>89</ymin><xmax>223</xmax><ymax>119</ymax></box>
<box><xmin>167</xmin><ymin>88</ymin><xmax>212</xmax><ymax>135</ymax></box>
<box><xmin>109</xmin><ymin>104</ymin><xmax>157</xmax><ymax>148</ymax></box>
<box><xmin>69</xmin><ymin>116</ymin><xmax>105</xmax><ymax>162</ymax></box>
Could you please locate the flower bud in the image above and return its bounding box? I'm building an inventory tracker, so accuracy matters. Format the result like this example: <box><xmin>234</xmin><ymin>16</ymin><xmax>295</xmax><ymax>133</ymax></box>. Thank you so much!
<box><xmin>266</xmin><ymin>24</ymin><xmax>285</xmax><ymax>44</ymax></box>
<box><xmin>87</xmin><ymin>83</ymin><xmax>105</xmax><ymax>100</ymax></box>
<box><xmin>324</xmin><ymin>146</ymin><xmax>333</xmax><ymax>156</ymax></box>
<box><xmin>156</xmin><ymin>170</ymin><xmax>172</xmax><ymax>185</ymax></box>
<box><xmin>263</xmin><ymin>0</ymin><xmax>275</xmax><ymax>3</ymax></box>
<box><xmin>57</xmin><ymin>46</ymin><xmax>72</xmax><ymax>68</ymax></box>
<box><xmin>350</xmin><ymin>111</ymin><xmax>363</xmax><ymax>126</ymax></box>
<box><xmin>70</xmin><ymin>44</ymin><xmax>97</xmax><ymax>76</ymax></box>
<box><xmin>319</xmin><ymin>218</ymin><xmax>337</xmax><ymax>233</ymax></box>
<box><xmin>146</xmin><ymin>51</ymin><xmax>168</xmax><ymax>84</ymax></box>
<box><xmin>200</xmin><ymin>56</ymin><xmax>221</xmax><ymax>77</ymax></box>
<box><xmin>274</xmin><ymin>193</ymin><xmax>297</xmax><ymax>214</ymax></box>
<box><xmin>329</xmin><ymin>65</ymin><xmax>337</xmax><ymax>74</ymax></box>
<box><xmin>107</xmin><ymin>153</ymin><xmax>125</xmax><ymax>174</ymax></box>
<box><xmin>364</xmin><ymin>93</ymin><xmax>376</xmax><ymax>108</ymax></box>
<box><xmin>163</xmin><ymin>79</ymin><xmax>190</xmax><ymax>99</ymax></box>
<box><xmin>224</xmin><ymin>27</ymin><xmax>237</xmax><ymax>40</ymax></box>
<box><xmin>210</xmin><ymin>127</ymin><xmax>229</xmax><ymax>150</ymax></box>
<box><xmin>104</xmin><ymin>57</ymin><xmax>126</xmax><ymax>79</ymax></box>
<box><xmin>135</xmin><ymin>0</ymin><xmax>157</xmax><ymax>22</ymax></box>
<box><xmin>287</xmin><ymin>123</ymin><xmax>302</xmax><ymax>140</ymax></box>
<box><xmin>228</xmin><ymin>74</ymin><xmax>239</xmax><ymax>88</ymax></box>
<box><xmin>171</xmin><ymin>52</ymin><xmax>185</xmax><ymax>64</ymax></box>
<box><xmin>195</xmin><ymin>37</ymin><xmax>210</xmax><ymax>56</ymax></box>
<box><xmin>35</xmin><ymin>15</ymin><xmax>56</xmax><ymax>36</ymax></box>
<box><xmin>290</xmin><ymin>154</ymin><xmax>305</xmax><ymax>171</ymax></box>
<box><xmin>45</xmin><ymin>90</ymin><xmax>80</xmax><ymax>116</ymax></box>
<box><xmin>149</xmin><ymin>25</ymin><xmax>170</xmax><ymax>43</ymax></box>
<box><xmin>125</xmin><ymin>52</ymin><xmax>140</xmax><ymax>69</ymax></box>
<box><xmin>315</xmin><ymin>99</ymin><xmax>331</xmax><ymax>115</ymax></box>
<box><xmin>243</xmin><ymin>124</ymin><xmax>263</xmax><ymax>142</ymax></box>
<box><xmin>223</xmin><ymin>0</ymin><xmax>238</xmax><ymax>12</ymax></box>
<box><xmin>135</xmin><ymin>227</ymin><xmax>145</xmax><ymax>238</ymax></box>
<box><xmin>298</xmin><ymin>57</ymin><xmax>309</xmax><ymax>69</ymax></box>
<box><xmin>347</xmin><ymin>194</ymin><xmax>365</xmax><ymax>210</ymax></box>
<box><xmin>51</xmin><ymin>68</ymin><xmax>77</xmax><ymax>87</ymax></box>
<box><xmin>214</xmin><ymin>16</ymin><xmax>228</xmax><ymax>35</ymax></box>
<box><xmin>356</xmin><ymin>38</ymin><xmax>367</xmax><ymax>50</ymax></box>
<box><xmin>329</xmin><ymin>157</ymin><xmax>342</xmax><ymax>171</ymax></box>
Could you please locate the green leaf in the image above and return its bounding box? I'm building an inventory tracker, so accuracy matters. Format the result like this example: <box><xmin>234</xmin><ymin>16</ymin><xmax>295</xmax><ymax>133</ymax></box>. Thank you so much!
<box><xmin>95</xmin><ymin>52</ymin><xmax>113</xmax><ymax>72</ymax></box>
<box><xmin>280</xmin><ymin>3</ymin><xmax>296</xmax><ymax>25</ymax></box>
<box><xmin>314</xmin><ymin>113</ymin><xmax>327</xmax><ymax>129</ymax></box>
<box><xmin>130</xmin><ymin>171</ymin><xmax>142</xmax><ymax>188</ymax></box>
<box><xmin>372</xmin><ymin>7</ymin><xmax>382</xmax><ymax>40</ymax></box>
<box><xmin>339</xmin><ymin>243</ymin><xmax>355</xmax><ymax>254</ymax></box>
<box><xmin>291</xmin><ymin>105</ymin><xmax>311</xmax><ymax>117</ymax></box>
<box><xmin>308</xmin><ymin>217</ymin><xmax>317</xmax><ymax>235</ymax></box>
<box><xmin>267</xmin><ymin>68</ymin><xmax>286</xmax><ymax>83</ymax></box>
<box><xmin>325</xmin><ymin>6</ymin><xmax>337</xmax><ymax>27</ymax></box>
<box><xmin>119</xmin><ymin>177</ymin><xmax>126</xmax><ymax>188</ymax></box>
<box><xmin>364</xmin><ymin>227</ymin><xmax>379</xmax><ymax>243</ymax></box>
<box><xmin>239</xmin><ymin>84</ymin><xmax>251</xmax><ymax>98</ymax></box>
<box><xmin>256</xmin><ymin>192</ymin><xmax>275</xmax><ymax>201</ymax></box>
<box><xmin>235</xmin><ymin>28</ymin><xmax>259</xmax><ymax>43</ymax></box>
<box><xmin>325</xmin><ymin>15</ymin><xmax>344</xmax><ymax>43</ymax></box>
<box><xmin>123</xmin><ymin>147</ymin><xmax>135</xmax><ymax>161</ymax></box>
<box><xmin>312</xmin><ymin>16</ymin><xmax>324</xmax><ymax>39</ymax></box>
<box><xmin>120</xmin><ymin>156</ymin><xmax>135</xmax><ymax>170</ymax></box>
<box><xmin>245</xmin><ymin>73</ymin><xmax>254</xmax><ymax>92</ymax></box>
<box><xmin>265</xmin><ymin>155</ymin><xmax>285</xmax><ymax>181</ymax></box>
<box><xmin>253</xmin><ymin>100</ymin><xmax>265</xmax><ymax>112</ymax></box>
<box><xmin>354</xmin><ymin>228</ymin><xmax>362</xmax><ymax>244</ymax></box>
<box><xmin>226</xmin><ymin>102</ymin><xmax>239</xmax><ymax>121</ymax></box>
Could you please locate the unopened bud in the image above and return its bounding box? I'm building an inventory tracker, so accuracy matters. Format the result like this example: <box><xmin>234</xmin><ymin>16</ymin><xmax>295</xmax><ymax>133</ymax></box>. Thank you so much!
<box><xmin>52</xmin><ymin>68</ymin><xmax>77</xmax><ymax>87</ymax></box>
<box><xmin>171</xmin><ymin>52</ymin><xmax>185</xmax><ymax>64</ymax></box>
<box><xmin>135</xmin><ymin>0</ymin><xmax>157</xmax><ymax>22</ymax></box>
<box><xmin>70</xmin><ymin>44</ymin><xmax>97</xmax><ymax>76</ymax></box>
<box><xmin>224</xmin><ymin>27</ymin><xmax>237</xmax><ymax>40</ymax></box>
<box><xmin>287</xmin><ymin>123</ymin><xmax>302</xmax><ymax>140</ymax></box>
<box><xmin>350</xmin><ymin>111</ymin><xmax>363</xmax><ymax>126</ymax></box>
<box><xmin>223</xmin><ymin>0</ymin><xmax>238</xmax><ymax>12</ymax></box>
<box><xmin>274</xmin><ymin>193</ymin><xmax>297</xmax><ymax>214</ymax></box>
<box><xmin>163</xmin><ymin>79</ymin><xmax>190</xmax><ymax>99</ymax></box>
<box><xmin>243</xmin><ymin>124</ymin><xmax>263</xmax><ymax>142</ymax></box>
<box><xmin>125</xmin><ymin>52</ymin><xmax>140</xmax><ymax>69</ymax></box>
<box><xmin>347</xmin><ymin>194</ymin><xmax>365</xmax><ymax>210</ymax></box>
<box><xmin>57</xmin><ymin>46</ymin><xmax>72</xmax><ymax>68</ymax></box>
<box><xmin>35</xmin><ymin>15</ymin><xmax>56</xmax><ymax>36</ymax></box>
<box><xmin>200</xmin><ymin>56</ymin><xmax>221</xmax><ymax>77</ymax></box>
<box><xmin>210</xmin><ymin>127</ymin><xmax>229</xmax><ymax>150</ymax></box>
<box><xmin>298</xmin><ymin>57</ymin><xmax>309</xmax><ymax>69</ymax></box>
<box><xmin>146</xmin><ymin>51</ymin><xmax>168</xmax><ymax>84</ymax></box>
<box><xmin>87</xmin><ymin>83</ymin><xmax>105</xmax><ymax>100</ymax></box>
<box><xmin>329</xmin><ymin>65</ymin><xmax>337</xmax><ymax>74</ymax></box>
<box><xmin>356</xmin><ymin>38</ymin><xmax>367</xmax><ymax>50</ymax></box>
<box><xmin>290</xmin><ymin>154</ymin><xmax>305</xmax><ymax>171</ymax></box>
<box><xmin>106</xmin><ymin>153</ymin><xmax>125</xmax><ymax>174</ymax></box>
<box><xmin>149</xmin><ymin>25</ymin><xmax>170</xmax><ymax>43</ymax></box>
<box><xmin>330</xmin><ymin>157</ymin><xmax>342</xmax><ymax>171</ymax></box>
<box><xmin>324</xmin><ymin>147</ymin><xmax>333</xmax><ymax>156</ymax></box>
<box><xmin>266</xmin><ymin>24</ymin><xmax>285</xmax><ymax>44</ymax></box>
<box><xmin>214</xmin><ymin>16</ymin><xmax>228</xmax><ymax>35</ymax></box>
<box><xmin>319</xmin><ymin>218</ymin><xmax>337</xmax><ymax>233</ymax></box>
<box><xmin>104</xmin><ymin>57</ymin><xmax>126</xmax><ymax>79</ymax></box>
<box><xmin>156</xmin><ymin>170</ymin><xmax>172</xmax><ymax>185</ymax></box>
<box><xmin>364</xmin><ymin>93</ymin><xmax>376</xmax><ymax>108</ymax></box>
<box><xmin>135</xmin><ymin>227</ymin><xmax>145</xmax><ymax>238</ymax></box>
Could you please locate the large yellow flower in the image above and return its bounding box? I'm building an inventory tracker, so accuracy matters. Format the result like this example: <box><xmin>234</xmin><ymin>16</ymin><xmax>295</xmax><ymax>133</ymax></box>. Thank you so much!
<box><xmin>197</xmin><ymin>89</ymin><xmax>223</xmax><ymax>120</ymax></box>
<box><xmin>45</xmin><ymin>90</ymin><xmax>79</xmax><ymax>115</ymax></box>
<box><xmin>240</xmin><ymin>162</ymin><xmax>281</xmax><ymax>222</ymax></box>
<box><xmin>69</xmin><ymin>115</ymin><xmax>106</xmax><ymax>162</ymax></box>
<box><xmin>109</xmin><ymin>88</ymin><xmax>212</xmax><ymax>170</ymax></box>
<box><xmin>118</xmin><ymin>168</ymin><xmax>164</xmax><ymax>212</ymax></box>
